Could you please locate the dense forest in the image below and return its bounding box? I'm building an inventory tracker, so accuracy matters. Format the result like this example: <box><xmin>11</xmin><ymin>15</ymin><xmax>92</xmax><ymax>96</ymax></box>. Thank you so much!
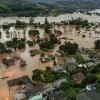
<box><xmin>0</xmin><ymin>0</ymin><xmax>100</xmax><ymax>17</ymax></box>
<box><xmin>0</xmin><ymin>0</ymin><xmax>59</xmax><ymax>17</ymax></box>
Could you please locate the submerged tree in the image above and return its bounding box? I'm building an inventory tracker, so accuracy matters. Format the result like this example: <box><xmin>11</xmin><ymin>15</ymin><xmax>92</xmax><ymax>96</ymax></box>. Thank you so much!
<box><xmin>59</xmin><ymin>42</ymin><xmax>78</xmax><ymax>55</ymax></box>
<box><xmin>94</xmin><ymin>40</ymin><xmax>100</xmax><ymax>50</ymax></box>
<box><xmin>44</xmin><ymin>17</ymin><xmax>51</xmax><ymax>34</ymax></box>
<box><xmin>29</xmin><ymin>17</ymin><xmax>34</xmax><ymax>25</ymax></box>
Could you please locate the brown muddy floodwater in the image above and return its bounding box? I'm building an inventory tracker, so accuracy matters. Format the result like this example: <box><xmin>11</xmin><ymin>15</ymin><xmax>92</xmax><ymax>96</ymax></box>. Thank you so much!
<box><xmin>1</xmin><ymin>10</ymin><xmax>100</xmax><ymax>100</ymax></box>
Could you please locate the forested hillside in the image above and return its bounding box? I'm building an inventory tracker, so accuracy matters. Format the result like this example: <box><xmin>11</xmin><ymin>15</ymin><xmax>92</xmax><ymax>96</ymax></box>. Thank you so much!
<box><xmin>0</xmin><ymin>0</ymin><xmax>59</xmax><ymax>17</ymax></box>
<box><xmin>55</xmin><ymin>0</ymin><xmax>100</xmax><ymax>8</ymax></box>
<box><xmin>0</xmin><ymin>0</ymin><xmax>100</xmax><ymax>17</ymax></box>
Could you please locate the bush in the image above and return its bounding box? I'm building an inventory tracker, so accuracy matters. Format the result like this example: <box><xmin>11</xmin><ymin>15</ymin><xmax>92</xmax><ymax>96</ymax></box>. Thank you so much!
<box><xmin>27</xmin><ymin>41</ymin><xmax>34</xmax><ymax>46</ymax></box>
<box><xmin>15</xmin><ymin>20</ymin><xmax>27</xmax><ymax>28</ymax></box>
<box><xmin>94</xmin><ymin>40</ymin><xmax>100</xmax><ymax>50</ymax></box>
<box><xmin>5</xmin><ymin>49</ymin><xmax>12</xmax><ymax>53</ymax></box>
<box><xmin>0</xmin><ymin>42</ymin><xmax>6</xmax><ymax>51</ymax></box>
<box><xmin>59</xmin><ymin>42</ymin><xmax>78</xmax><ymax>55</ymax></box>
<box><xmin>18</xmin><ymin>42</ymin><xmax>25</xmax><ymax>49</ymax></box>
<box><xmin>31</xmin><ymin>53</ymin><xmax>35</xmax><ymax>57</ymax></box>
<box><xmin>20</xmin><ymin>59</ymin><xmax>27</xmax><ymax>67</ymax></box>
<box><xmin>91</xmin><ymin>66</ymin><xmax>100</xmax><ymax>74</ymax></box>
<box><xmin>43</xmin><ymin>48</ymin><xmax>48</xmax><ymax>52</ymax></box>
<box><xmin>57</xmin><ymin>30</ymin><xmax>63</xmax><ymax>35</ymax></box>
<box><xmin>72</xmin><ymin>54</ymin><xmax>84</xmax><ymax>63</ymax></box>
<box><xmin>82</xmin><ymin>35</ymin><xmax>86</xmax><ymax>38</ymax></box>
<box><xmin>39</xmin><ymin>41</ymin><xmax>54</xmax><ymax>50</ymax></box>
<box><xmin>82</xmin><ymin>74</ymin><xmax>97</xmax><ymax>85</ymax></box>
<box><xmin>2</xmin><ymin>24</ymin><xmax>10</xmax><ymax>29</ymax></box>
<box><xmin>52</xmin><ymin>56</ymin><xmax>55</xmax><ymax>60</ymax></box>
<box><xmin>57</xmin><ymin>40</ymin><xmax>61</xmax><ymax>44</ymax></box>
<box><xmin>0</xmin><ymin>31</ymin><xmax>1</xmax><ymax>36</ymax></box>
<box><xmin>40</xmin><ymin>53</ymin><xmax>45</xmax><ymax>57</ymax></box>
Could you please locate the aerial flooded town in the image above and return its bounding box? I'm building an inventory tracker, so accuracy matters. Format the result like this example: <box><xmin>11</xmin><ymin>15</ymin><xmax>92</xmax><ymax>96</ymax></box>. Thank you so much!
<box><xmin>1</xmin><ymin>0</ymin><xmax>100</xmax><ymax>100</ymax></box>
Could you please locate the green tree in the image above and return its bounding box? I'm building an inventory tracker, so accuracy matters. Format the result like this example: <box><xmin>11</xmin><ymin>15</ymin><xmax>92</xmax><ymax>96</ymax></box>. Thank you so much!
<box><xmin>94</xmin><ymin>40</ymin><xmax>100</xmax><ymax>50</ymax></box>
<box><xmin>32</xmin><ymin>69</ymin><xmax>43</xmax><ymax>82</ymax></box>
<box><xmin>20</xmin><ymin>59</ymin><xmax>27</xmax><ymax>67</ymax></box>
<box><xmin>29</xmin><ymin>17</ymin><xmax>34</xmax><ymax>25</ymax></box>
<box><xmin>59</xmin><ymin>42</ymin><xmax>78</xmax><ymax>55</ymax></box>
<box><xmin>44</xmin><ymin>17</ymin><xmax>51</xmax><ymax>34</ymax></box>
<box><xmin>83</xmin><ymin>74</ymin><xmax>97</xmax><ymax>85</ymax></box>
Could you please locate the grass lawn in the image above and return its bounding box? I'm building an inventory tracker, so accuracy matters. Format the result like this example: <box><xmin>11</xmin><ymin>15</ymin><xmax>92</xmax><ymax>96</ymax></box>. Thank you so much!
<box><xmin>94</xmin><ymin>72</ymin><xmax>100</xmax><ymax>79</ymax></box>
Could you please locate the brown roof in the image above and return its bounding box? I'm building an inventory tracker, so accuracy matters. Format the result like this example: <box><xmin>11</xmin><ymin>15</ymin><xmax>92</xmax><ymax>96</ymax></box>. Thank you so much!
<box><xmin>72</xmin><ymin>72</ymin><xmax>86</xmax><ymax>82</ymax></box>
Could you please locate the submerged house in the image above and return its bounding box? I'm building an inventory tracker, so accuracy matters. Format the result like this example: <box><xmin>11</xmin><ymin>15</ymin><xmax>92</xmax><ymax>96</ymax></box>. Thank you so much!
<box><xmin>29</xmin><ymin>49</ymin><xmax>40</xmax><ymax>55</ymax></box>
<box><xmin>3</xmin><ymin>58</ymin><xmax>15</xmax><ymax>66</ymax></box>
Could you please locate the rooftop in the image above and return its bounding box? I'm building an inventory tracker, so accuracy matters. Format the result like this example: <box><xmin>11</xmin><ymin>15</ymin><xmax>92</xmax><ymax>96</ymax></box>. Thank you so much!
<box><xmin>86</xmin><ymin>62</ymin><xmax>96</xmax><ymax>67</ymax></box>
<box><xmin>53</xmin><ymin>78</ymin><xmax>66</xmax><ymax>88</ymax></box>
<box><xmin>53</xmin><ymin>64</ymin><xmax>64</xmax><ymax>72</ymax></box>
<box><xmin>24</xmin><ymin>85</ymin><xmax>44</xmax><ymax>100</ymax></box>
<box><xmin>50</xmin><ymin>91</ymin><xmax>67</xmax><ymax>100</ymax></box>
<box><xmin>7</xmin><ymin>75</ymin><xmax>32</xmax><ymax>87</ymax></box>
<box><xmin>63</xmin><ymin>62</ymin><xmax>77</xmax><ymax>70</ymax></box>
<box><xmin>72</xmin><ymin>72</ymin><xmax>86</xmax><ymax>83</ymax></box>
<box><xmin>77</xmin><ymin>90</ymin><xmax>100</xmax><ymax>100</ymax></box>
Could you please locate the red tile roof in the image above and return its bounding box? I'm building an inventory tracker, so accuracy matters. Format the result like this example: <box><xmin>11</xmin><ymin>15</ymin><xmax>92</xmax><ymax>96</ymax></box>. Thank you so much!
<box><xmin>72</xmin><ymin>72</ymin><xmax>86</xmax><ymax>83</ymax></box>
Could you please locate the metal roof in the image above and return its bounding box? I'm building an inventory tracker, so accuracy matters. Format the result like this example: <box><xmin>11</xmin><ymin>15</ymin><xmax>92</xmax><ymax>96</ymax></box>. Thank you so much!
<box><xmin>7</xmin><ymin>75</ymin><xmax>32</xmax><ymax>87</ymax></box>
<box><xmin>53</xmin><ymin>65</ymin><xmax>64</xmax><ymax>71</ymax></box>
<box><xmin>77</xmin><ymin>90</ymin><xmax>100</xmax><ymax>100</ymax></box>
